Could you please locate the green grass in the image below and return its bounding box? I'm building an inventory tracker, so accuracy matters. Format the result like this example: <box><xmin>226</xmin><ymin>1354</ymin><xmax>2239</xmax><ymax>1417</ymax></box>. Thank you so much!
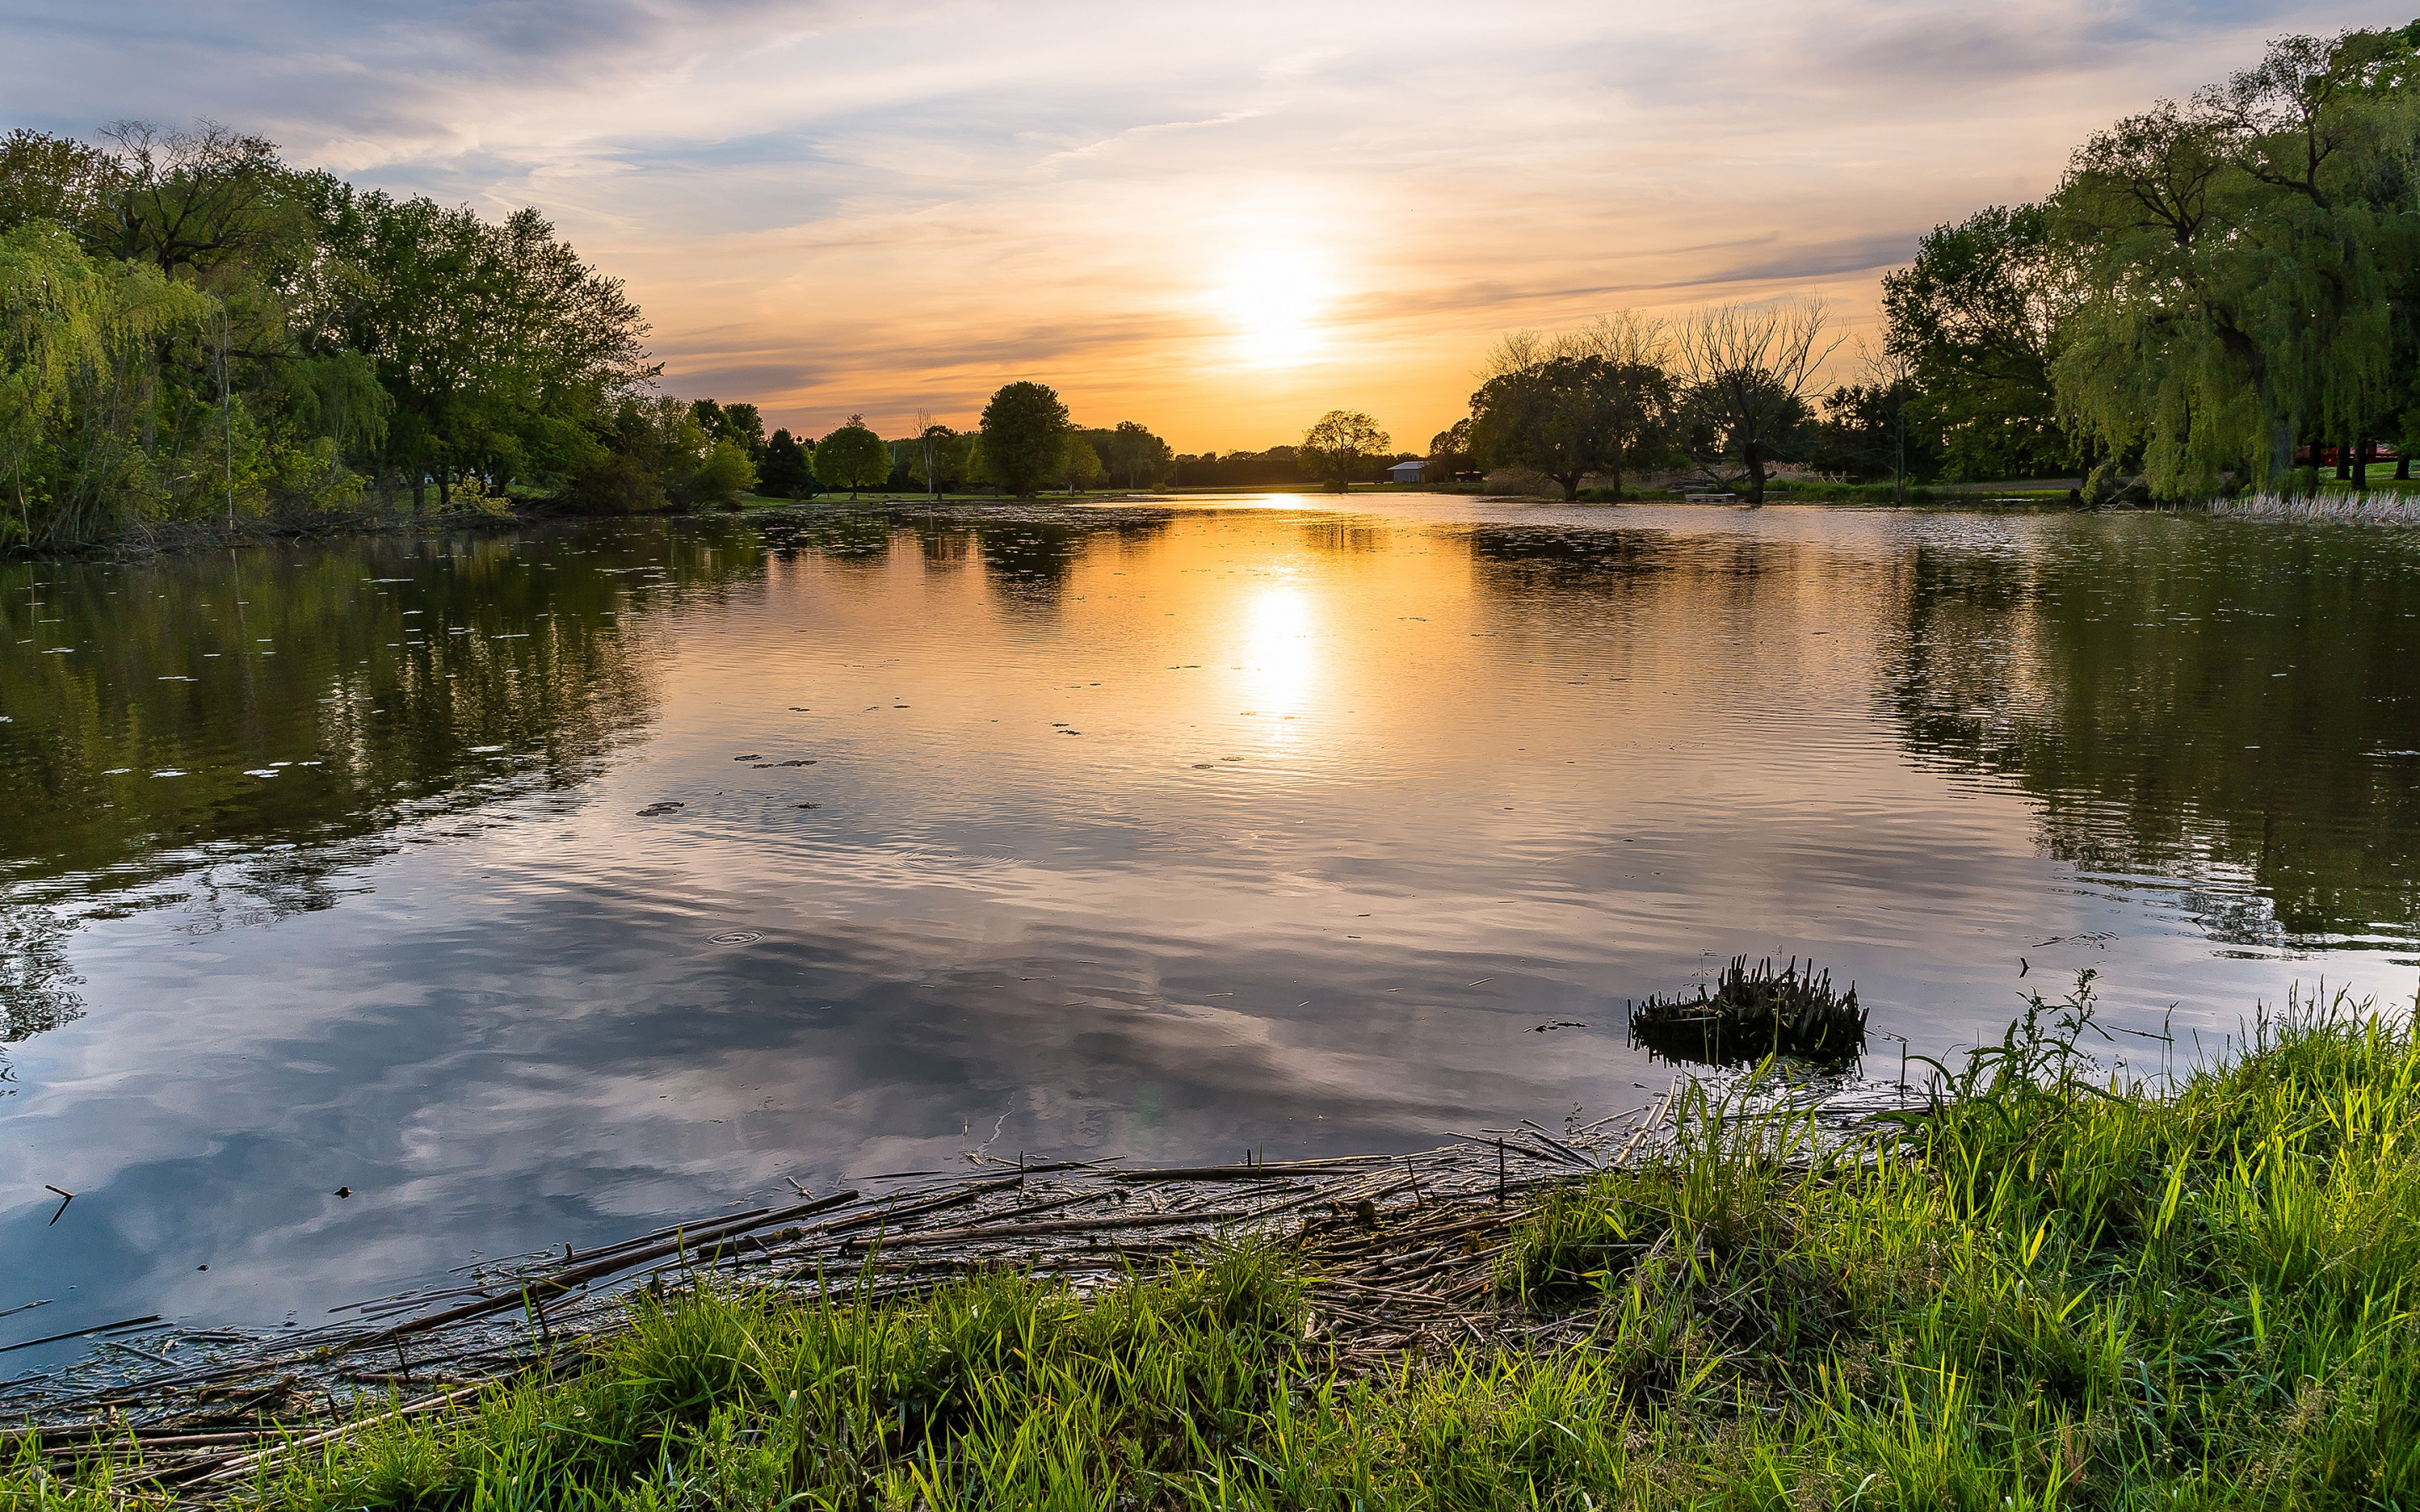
<box><xmin>14</xmin><ymin>980</ymin><xmax>2420</xmax><ymax>1509</ymax></box>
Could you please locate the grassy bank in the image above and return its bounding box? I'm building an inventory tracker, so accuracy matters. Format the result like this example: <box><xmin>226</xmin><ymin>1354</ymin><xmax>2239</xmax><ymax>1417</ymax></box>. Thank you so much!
<box><xmin>13</xmin><ymin>984</ymin><xmax>2420</xmax><ymax>1508</ymax></box>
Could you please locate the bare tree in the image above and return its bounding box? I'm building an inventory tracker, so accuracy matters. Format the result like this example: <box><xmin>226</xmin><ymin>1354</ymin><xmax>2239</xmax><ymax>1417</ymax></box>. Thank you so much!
<box><xmin>1673</xmin><ymin>300</ymin><xmax>1842</xmax><ymax>504</ymax></box>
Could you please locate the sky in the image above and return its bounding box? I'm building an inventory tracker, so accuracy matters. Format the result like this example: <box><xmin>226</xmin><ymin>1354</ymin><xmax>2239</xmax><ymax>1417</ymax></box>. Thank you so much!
<box><xmin>0</xmin><ymin>0</ymin><xmax>2400</xmax><ymax>451</ymax></box>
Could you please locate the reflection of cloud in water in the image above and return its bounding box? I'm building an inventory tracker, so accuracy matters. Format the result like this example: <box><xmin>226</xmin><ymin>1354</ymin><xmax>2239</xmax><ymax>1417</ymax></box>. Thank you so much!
<box><xmin>0</xmin><ymin>865</ymin><xmax>1605</xmax><ymax>1330</ymax></box>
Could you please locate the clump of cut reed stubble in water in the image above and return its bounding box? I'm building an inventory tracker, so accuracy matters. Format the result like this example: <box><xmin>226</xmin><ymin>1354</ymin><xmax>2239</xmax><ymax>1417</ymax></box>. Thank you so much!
<box><xmin>1628</xmin><ymin>954</ymin><xmax>1865</xmax><ymax>1067</ymax></box>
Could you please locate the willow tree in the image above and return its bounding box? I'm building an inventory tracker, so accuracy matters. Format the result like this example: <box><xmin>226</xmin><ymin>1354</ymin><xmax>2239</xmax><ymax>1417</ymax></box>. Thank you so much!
<box><xmin>2051</xmin><ymin>27</ymin><xmax>2420</xmax><ymax>496</ymax></box>
<box><xmin>0</xmin><ymin>219</ymin><xmax>213</xmax><ymax>544</ymax></box>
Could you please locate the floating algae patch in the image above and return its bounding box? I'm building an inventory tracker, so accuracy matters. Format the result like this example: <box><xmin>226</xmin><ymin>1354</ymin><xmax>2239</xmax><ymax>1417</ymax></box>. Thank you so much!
<box><xmin>1627</xmin><ymin>955</ymin><xmax>1865</xmax><ymax>1068</ymax></box>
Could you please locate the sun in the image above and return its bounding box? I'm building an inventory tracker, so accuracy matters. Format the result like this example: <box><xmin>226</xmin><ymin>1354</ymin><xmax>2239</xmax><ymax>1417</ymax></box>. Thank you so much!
<box><xmin>1217</xmin><ymin>249</ymin><xmax>1325</xmax><ymax>368</ymax></box>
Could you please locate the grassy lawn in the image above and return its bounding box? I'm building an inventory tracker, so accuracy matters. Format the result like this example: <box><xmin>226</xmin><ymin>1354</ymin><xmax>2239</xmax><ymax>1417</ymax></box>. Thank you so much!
<box><xmin>13</xmin><ymin>984</ymin><xmax>2418</xmax><ymax>1508</ymax></box>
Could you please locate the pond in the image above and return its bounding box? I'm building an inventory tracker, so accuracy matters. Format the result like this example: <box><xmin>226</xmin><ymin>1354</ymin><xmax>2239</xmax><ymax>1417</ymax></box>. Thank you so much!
<box><xmin>3</xmin><ymin>497</ymin><xmax>2418</xmax><ymax>1349</ymax></box>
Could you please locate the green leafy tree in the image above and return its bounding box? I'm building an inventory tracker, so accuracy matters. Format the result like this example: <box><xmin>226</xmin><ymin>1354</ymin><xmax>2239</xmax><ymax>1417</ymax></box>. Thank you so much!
<box><xmin>0</xmin><ymin>129</ymin><xmax>118</xmax><ymax>239</ymax></box>
<box><xmin>1881</xmin><ymin>204</ymin><xmax>2075</xmax><ymax>480</ymax></box>
<box><xmin>812</xmin><ymin>414</ymin><xmax>889</xmax><ymax>498</ymax></box>
<box><xmin>1469</xmin><ymin>316</ymin><xmax>1674</xmax><ymax>501</ymax></box>
<box><xmin>1301</xmin><ymin>410</ymin><xmax>1390</xmax><ymax>491</ymax></box>
<box><xmin>718</xmin><ymin>402</ymin><xmax>765</xmax><ymax>463</ymax></box>
<box><xmin>1062</xmin><ymin>433</ymin><xmax>1103</xmax><ymax>492</ymax></box>
<box><xmin>693</xmin><ymin>438</ymin><xmax>756</xmax><ymax>508</ymax></box>
<box><xmin>1428</xmin><ymin>418</ymin><xmax>1474</xmax><ymax>478</ymax></box>
<box><xmin>2049</xmin><ymin>27</ymin><xmax>2420</xmax><ymax>495</ymax></box>
<box><xmin>979</xmin><ymin>381</ymin><xmax>1071</xmax><ymax>498</ymax></box>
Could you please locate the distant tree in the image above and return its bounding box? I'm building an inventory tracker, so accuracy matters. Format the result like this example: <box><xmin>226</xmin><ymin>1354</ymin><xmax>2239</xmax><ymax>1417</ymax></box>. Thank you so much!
<box><xmin>908</xmin><ymin>419</ymin><xmax>969</xmax><ymax>496</ymax></box>
<box><xmin>1104</xmin><ymin>420</ymin><xmax>1171</xmax><ymax>489</ymax></box>
<box><xmin>1301</xmin><ymin>410</ymin><xmax>1389</xmax><ymax>491</ymax></box>
<box><xmin>979</xmin><ymin>381</ymin><xmax>1071</xmax><ymax>497</ymax></box>
<box><xmin>1466</xmin><ymin>313</ymin><xmax>1674</xmax><ymax>500</ymax></box>
<box><xmin>1673</xmin><ymin>300</ymin><xmax>1841</xmax><ymax>504</ymax></box>
<box><xmin>1062</xmin><ymin>433</ymin><xmax>1103</xmax><ymax>492</ymax></box>
<box><xmin>1165</xmin><ymin>448</ymin><xmax>1308</xmax><ymax>488</ymax></box>
<box><xmin>760</xmin><ymin>427</ymin><xmax>813</xmax><ymax>497</ymax></box>
<box><xmin>813</xmin><ymin>414</ymin><xmax>889</xmax><ymax>498</ymax></box>
<box><xmin>1809</xmin><ymin>345</ymin><xmax>1938</xmax><ymax>498</ymax></box>
<box><xmin>1428</xmin><ymin>418</ymin><xmax>1474</xmax><ymax>477</ymax></box>
<box><xmin>571</xmin><ymin>396</ymin><xmax>740</xmax><ymax>513</ymax></box>
<box><xmin>694</xmin><ymin>438</ymin><xmax>756</xmax><ymax>507</ymax></box>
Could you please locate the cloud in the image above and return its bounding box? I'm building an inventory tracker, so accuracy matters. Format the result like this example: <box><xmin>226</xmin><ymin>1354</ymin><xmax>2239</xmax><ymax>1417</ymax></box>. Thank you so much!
<box><xmin>0</xmin><ymin>0</ymin><xmax>2378</xmax><ymax>447</ymax></box>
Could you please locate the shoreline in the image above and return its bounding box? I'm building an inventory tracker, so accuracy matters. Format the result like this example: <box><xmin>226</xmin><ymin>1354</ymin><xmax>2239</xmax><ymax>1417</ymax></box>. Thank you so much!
<box><xmin>10</xmin><ymin>990</ymin><xmax>2417</xmax><ymax>1505</ymax></box>
<box><xmin>26</xmin><ymin>483</ymin><xmax>2398</xmax><ymax>564</ymax></box>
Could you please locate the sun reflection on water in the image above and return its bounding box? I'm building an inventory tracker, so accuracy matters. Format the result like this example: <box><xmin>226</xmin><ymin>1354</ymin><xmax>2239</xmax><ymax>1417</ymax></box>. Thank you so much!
<box><xmin>1238</xmin><ymin>585</ymin><xmax>1318</xmax><ymax>734</ymax></box>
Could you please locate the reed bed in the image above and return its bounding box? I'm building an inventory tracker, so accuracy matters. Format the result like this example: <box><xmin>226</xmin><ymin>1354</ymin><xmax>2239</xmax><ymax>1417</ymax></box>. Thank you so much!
<box><xmin>8</xmin><ymin>978</ymin><xmax>2419</xmax><ymax>1508</ymax></box>
<box><xmin>2212</xmin><ymin>492</ymin><xmax>2420</xmax><ymax>523</ymax></box>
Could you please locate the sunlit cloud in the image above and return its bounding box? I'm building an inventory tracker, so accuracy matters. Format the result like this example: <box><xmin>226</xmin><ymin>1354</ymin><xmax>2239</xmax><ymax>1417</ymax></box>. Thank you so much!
<box><xmin>0</xmin><ymin>0</ymin><xmax>2384</xmax><ymax>449</ymax></box>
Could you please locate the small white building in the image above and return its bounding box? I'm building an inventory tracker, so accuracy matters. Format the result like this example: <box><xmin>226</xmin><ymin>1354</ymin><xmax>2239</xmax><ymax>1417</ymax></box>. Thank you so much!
<box><xmin>1387</xmin><ymin>459</ymin><xmax>1429</xmax><ymax>484</ymax></box>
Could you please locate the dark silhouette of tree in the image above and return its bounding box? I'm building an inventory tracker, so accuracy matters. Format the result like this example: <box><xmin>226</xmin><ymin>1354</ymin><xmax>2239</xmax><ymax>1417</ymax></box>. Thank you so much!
<box><xmin>1301</xmin><ymin>410</ymin><xmax>1388</xmax><ymax>491</ymax></box>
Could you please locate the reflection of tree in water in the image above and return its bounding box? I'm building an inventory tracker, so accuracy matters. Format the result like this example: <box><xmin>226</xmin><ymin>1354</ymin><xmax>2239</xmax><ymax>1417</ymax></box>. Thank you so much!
<box><xmin>1886</xmin><ymin>520</ymin><xmax>2420</xmax><ymax>949</ymax></box>
<box><xmin>976</xmin><ymin>522</ymin><xmax>1084</xmax><ymax>599</ymax></box>
<box><xmin>1301</xmin><ymin>522</ymin><xmax>1392</xmax><ymax>554</ymax></box>
<box><xmin>971</xmin><ymin>520</ymin><xmax>1168</xmax><ymax>609</ymax></box>
<box><xmin>764</xmin><ymin>512</ymin><xmax>893</xmax><ymax>564</ymax></box>
<box><xmin>0</xmin><ymin>522</ymin><xmax>763</xmax><ymax>1042</ymax></box>
<box><xmin>1465</xmin><ymin>524</ymin><xmax>1677</xmax><ymax>580</ymax></box>
<box><xmin>918</xmin><ymin>528</ymin><xmax>976</xmax><ymax>569</ymax></box>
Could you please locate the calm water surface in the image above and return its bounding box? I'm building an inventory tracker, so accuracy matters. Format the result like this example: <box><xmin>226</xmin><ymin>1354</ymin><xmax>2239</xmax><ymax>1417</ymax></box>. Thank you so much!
<box><xmin>4</xmin><ymin>497</ymin><xmax>2419</xmax><ymax>1346</ymax></box>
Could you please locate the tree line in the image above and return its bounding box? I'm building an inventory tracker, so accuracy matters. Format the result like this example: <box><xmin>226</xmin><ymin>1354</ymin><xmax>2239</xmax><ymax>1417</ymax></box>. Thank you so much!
<box><xmin>736</xmin><ymin>402</ymin><xmax>1183</xmax><ymax>501</ymax></box>
<box><xmin>1443</xmin><ymin>23</ymin><xmax>2420</xmax><ymax>505</ymax></box>
<box><xmin>0</xmin><ymin>121</ymin><xmax>754</xmax><ymax>547</ymax></box>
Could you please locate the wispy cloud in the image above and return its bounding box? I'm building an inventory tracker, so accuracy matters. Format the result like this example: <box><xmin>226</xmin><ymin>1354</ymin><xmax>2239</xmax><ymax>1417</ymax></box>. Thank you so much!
<box><xmin>0</xmin><ymin>0</ymin><xmax>2375</xmax><ymax>447</ymax></box>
